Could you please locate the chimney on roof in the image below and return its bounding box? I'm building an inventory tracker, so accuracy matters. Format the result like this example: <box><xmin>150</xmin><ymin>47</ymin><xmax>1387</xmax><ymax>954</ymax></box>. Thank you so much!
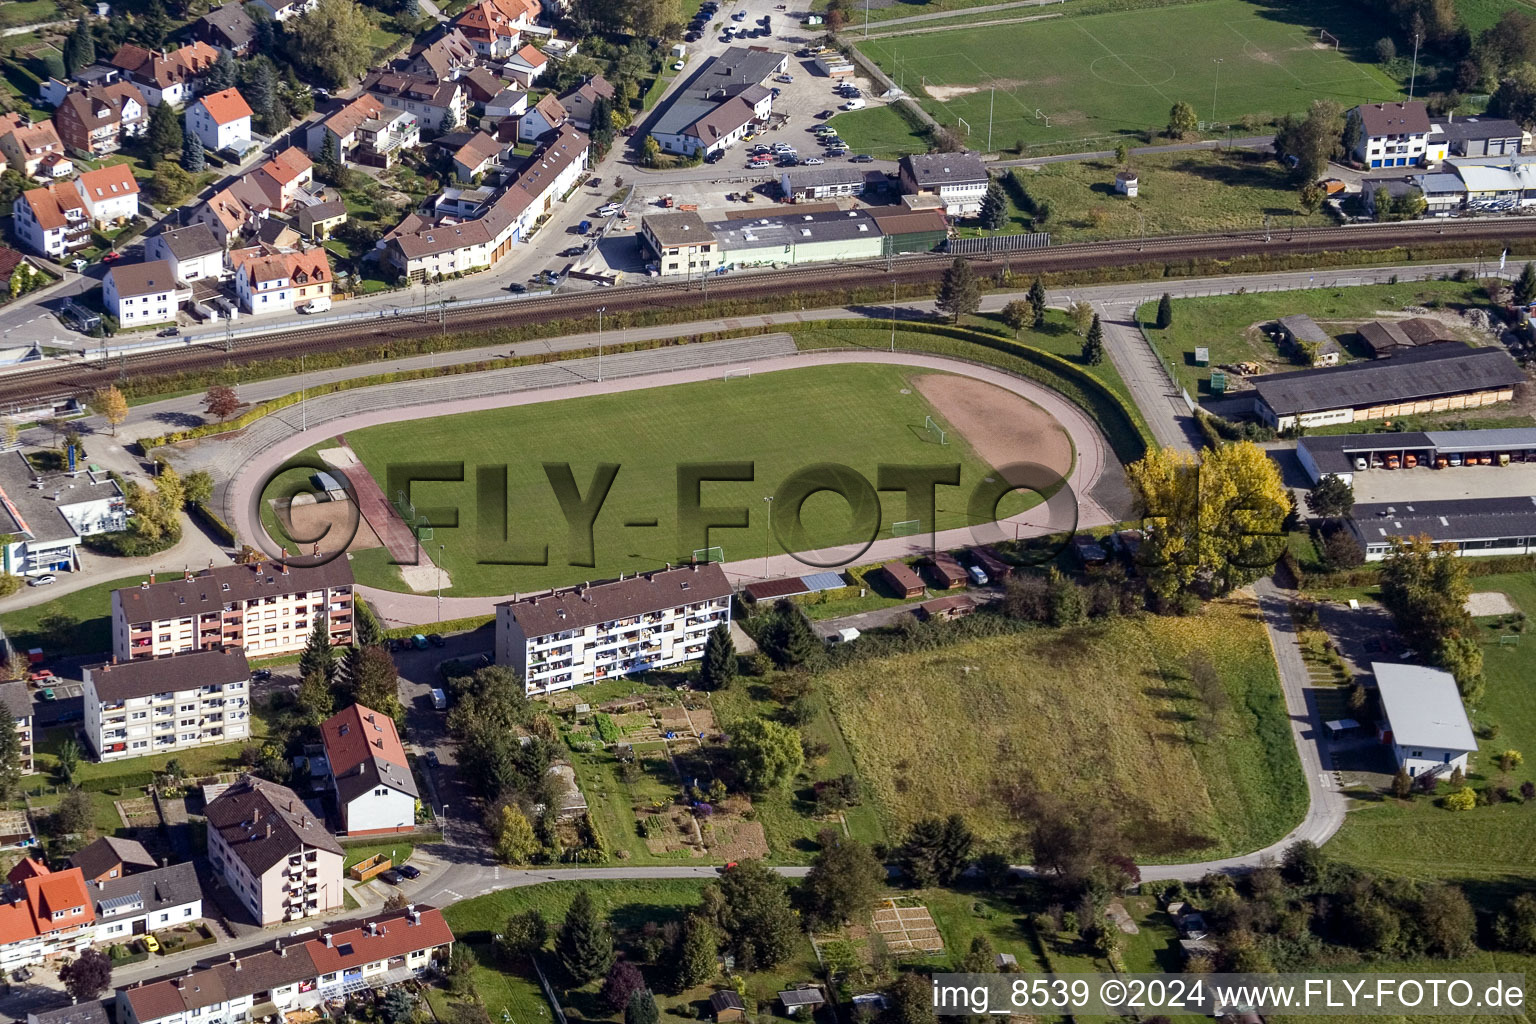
<box><xmin>149</xmin><ymin>570</ymin><xmax>156</xmax><ymax>584</ymax></box>
<box><xmin>324</xmin><ymin>932</ymin><xmax>333</xmax><ymax>947</ymax></box>
<box><xmin>265</xmin><ymin>823</ymin><xmax>272</xmax><ymax>839</ymax></box>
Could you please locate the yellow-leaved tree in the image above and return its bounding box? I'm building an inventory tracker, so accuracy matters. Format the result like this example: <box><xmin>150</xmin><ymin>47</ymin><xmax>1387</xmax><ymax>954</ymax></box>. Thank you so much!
<box><xmin>1126</xmin><ymin>441</ymin><xmax>1290</xmax><ymax>599</ymax></box>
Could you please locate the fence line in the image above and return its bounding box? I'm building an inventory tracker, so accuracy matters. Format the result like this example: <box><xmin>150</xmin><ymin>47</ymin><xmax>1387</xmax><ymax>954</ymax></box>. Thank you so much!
<box><xmin>946</xmin><ymin>232</ymin><xmax>1051</xmax><ymax>254</ymax></box>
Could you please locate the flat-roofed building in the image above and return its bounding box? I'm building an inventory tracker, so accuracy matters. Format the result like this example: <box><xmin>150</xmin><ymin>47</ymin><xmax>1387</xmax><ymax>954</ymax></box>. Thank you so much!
<box><xmin>1347</xmin><ymin>496</ymin><xmax>1536</xmax><ymax>561</ymax></box>
<box><xmin>641</xmin><ymin>211</ymin><xmax>722</xmax><ymax>276</ymax></box>
<box><xmin>1373</xmin><ymin>662</ymin><xmax>1475</xmax><ymax>777</ymax></box>
<box><xmin>496</xmin><ymin>563</ymin><xmax>732</xmax><ymax>696</ymax></box>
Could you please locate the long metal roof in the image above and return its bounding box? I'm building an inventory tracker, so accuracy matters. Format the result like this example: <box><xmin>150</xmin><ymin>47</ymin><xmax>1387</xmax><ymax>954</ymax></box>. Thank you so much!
<box><xmin>1372</xmin><ymin>662</ymin><xmax>1476</xmax><ymax>751</ymax></box>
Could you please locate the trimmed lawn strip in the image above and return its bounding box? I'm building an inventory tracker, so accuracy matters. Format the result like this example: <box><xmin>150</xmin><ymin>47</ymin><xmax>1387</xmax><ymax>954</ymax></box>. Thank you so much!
<box><xmin>341</xmin><ymin>841</ymin><xmax>415</xmax><ymax>871</ymax></box>
<box><xmin>1</xmin><ymin>573</ymin><xmax>148</xmax><ymax>657</ymax></box>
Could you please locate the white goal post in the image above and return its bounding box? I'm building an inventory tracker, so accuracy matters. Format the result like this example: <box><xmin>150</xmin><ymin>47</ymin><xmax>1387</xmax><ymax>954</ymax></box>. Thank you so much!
<box><xmin>692</xmin><ymin>546</ymin><xmax>725</xmax><ymax>564</ymax></box>
<box><xmin>1318</xmin><ymin>28</ymin><xmax>1340</xmax><ymax>49</ymax></box>
<box><xmin>924</xmin><ymin>414</ymin><xmax>948</xmax><ymax>445</ymax></box>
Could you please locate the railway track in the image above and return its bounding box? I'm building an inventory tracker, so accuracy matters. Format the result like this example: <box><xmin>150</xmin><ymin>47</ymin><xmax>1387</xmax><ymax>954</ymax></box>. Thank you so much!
<box><xmin>6</xmin><ymin>217</ymin><xmax>1535</xmax><ymax>406</ymax></box>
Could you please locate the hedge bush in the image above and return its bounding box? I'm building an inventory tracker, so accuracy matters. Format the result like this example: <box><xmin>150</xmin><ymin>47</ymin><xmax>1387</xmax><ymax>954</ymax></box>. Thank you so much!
<box><xmin>189</xmin><ymin>501</ymin><xmax>236</xmax><ymax>545</ymax></box>
<box><xmin>80</xmin><ymin>771</ymin><xmax>155</xmax><ymax>792</ymax></box>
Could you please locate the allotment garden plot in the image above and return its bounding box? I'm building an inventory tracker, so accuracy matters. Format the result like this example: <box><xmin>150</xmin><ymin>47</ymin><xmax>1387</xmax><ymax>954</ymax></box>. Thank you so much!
<box><xmin>859</xmin><ymin>0</ymin><xmax>1399</xmax><ymax>149</ymax></box>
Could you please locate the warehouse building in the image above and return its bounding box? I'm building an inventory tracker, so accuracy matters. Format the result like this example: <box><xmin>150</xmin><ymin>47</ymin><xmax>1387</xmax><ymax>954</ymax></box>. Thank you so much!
<box><xmin>712</xmin><ymin>208</ymin><xmax>884</xmax><ymax>267</ymax></box>
<box><xmin>648</xmin><ymin>47</ymin><xmax>785</xmax><ymax>157</ymax></box>
<box><xmin>1247</xmin><ymin>344</ymin><xmax>1525</xmax><ymax>430</ymax></box>
<box><xmin>1346</xmin><ymin>496</ymin><xmax>1536</xmax><ymax>560</ymax></box>
<box><xmin>1298</xmin><ymin>427</ymin><xmax>1536</xmax><ymax>485</ymax></box>
<box><xmin>867</xmin><ymin>207</ymin><xmax>948</xmax><ymax>255</ymax></box>
<box><xmin>779</xmin><ymin>165</ymin><xmax>870</xmax><ymax>201</ymax></box>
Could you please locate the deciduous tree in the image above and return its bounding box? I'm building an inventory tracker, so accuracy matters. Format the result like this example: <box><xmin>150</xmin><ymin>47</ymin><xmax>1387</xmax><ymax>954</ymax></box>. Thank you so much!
<box><xmin>0</xmin><ymin>718</ymin><xmax>22</xmax><ymax>800</ymax></box>
<box><xmin>1273</xmin><ymin>100</ymin><xmax>1344</xmax><ymax>181</ymax></box>
<box><xmin>602</xmin><ymin>960</ymin><xmax>646</xmax><ymax>1011</ymax></box>
<box><xmin>289</xmin><ymin>0</ymin><xmax>373</xmax><ymax>88</ymax></box>
<box><xmin>801</xmin><ymin>832</ymin><xmax>884</xmax><ymax>926</ymax></box>
<box><xmin>700</xmin><ymin>859</ymin><xmax>797</xmax><ymax>971</ymax></box>
<box><xmin>496</xmin><ymin>908</ymin><xmax>549</xmax><ymax>962</ymax></box>
<box><xmin>674</xmin><ymin>914</ymin><xmax>718</xmax><ymax>989</ymax></box>
<box><xmin>149</xmin><ymin>162</ymin><xmax>193</xmax><ymax>206</ymax></box>
<box><xmin>1166</xmin><ymin>100</ymin><xmax>1197</xmax><ymax>138</ymax></box>
<box><xmin>89</xmin><ymin>386</ymin><xmax>128</xmax><ymax>435</ymax></box>
<box><xmin>494</xmin><ymin>803</ymin><xmax>539</xmax><ymax>864</ymax></box>
<box><xmin>728</xmin><ymin>717</ymin><xmax>803</xmax><ymax>792</ymax></box>
<box><xmin>60</xmin><ymin>948</ymin><xmax>112</xmax><ymax>1002</ymax></box>
<box><xmin>202</xmin><ymin>384</ymin><xmax>241</xmax><ymax>422</ymax></box>
<box><xmin>1305</xmin><ymin>474</ymin><xmax>1354</xmax><ymax>519</ymax></box>
<box><xmin>1001</xmin><ymin>299</ymin><xmax>1030</xmax><ymax>335</ymax></box>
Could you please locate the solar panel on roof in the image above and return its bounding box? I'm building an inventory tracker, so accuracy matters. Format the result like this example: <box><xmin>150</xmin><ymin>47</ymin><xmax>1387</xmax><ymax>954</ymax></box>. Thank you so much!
<box><xmin>800</xmin><ymin>571</ymin><xmax>846</xmax><ymax>592</ymax></box>
<box><xmin>99</xmin><ymin>892</ymin><xmax>144</xmax><ymax>915</ymax></box>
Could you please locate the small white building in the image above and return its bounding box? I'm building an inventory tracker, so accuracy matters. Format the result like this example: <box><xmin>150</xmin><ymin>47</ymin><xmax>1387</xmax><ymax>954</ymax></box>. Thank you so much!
<box><xmin>518</xmin><ymin>93</ymin><xmax>567</xmax><ymax>143</ymax></box>
<box><xmin>1374</xmin><ymin>662</ymin><xmax>1476</xmax><ymax>778</ymax></box>
<box><xmin>231</xmin><ymin>247</ymin><xmax>333</xmax><ymax>315</ymax></box>
<box><xmin>185</xmin><ymin>87</ymin><xmax>253</xmax><ymax>153</ymax></box>
<box><xmin>898</xmin><ymin>151</ymin><xmax>988</xmax><ymax>216</ymax></box>
<box><xmin>87</xmin><ymin>861</ymin><xmax>204</xmax><ymax>943</ymax></box>
<box><xmin>0</xmin><ymin>452</ymin><xmax>126</xmax><ymax>578</ymax></box>
<box><xmin>1115</xmin><ymin>170</ymin><xmax>1138</xmax><ymax>197</ymax></box>
<box><xmin>144</xmin><ymin>223</ymin><xmax>225</xmax><ymax>282</ymax></box>
<box><xmin>1355</xmin><ymin>101</ymin><xmax>1432</xmax><ymax>169</ymax></box>
<box><xmin>503</xmin><ymin>43</ymin><xmax>548</xmax><ymax>88</ymax></box>
<box><xmin>103</xmin><ymin>260</ymin><xmax>190</xmax><ymax>329</ymax></box>
<box><xmin>12</xmin><ymin>183</ymin><xmax>90</xmax><ymax>259</ymax></box>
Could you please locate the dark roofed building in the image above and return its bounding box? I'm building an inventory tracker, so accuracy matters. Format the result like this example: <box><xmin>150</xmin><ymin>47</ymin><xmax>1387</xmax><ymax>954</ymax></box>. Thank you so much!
<box><xmin>1436</xmin><ymin>115</ymin><xmax>1523</xmax><ymax>157</ymax></box>
<box><xmin>205</xmin><ymin>775</ymin><xmax>345</xmax><ymax>925</ymax></box>
<box><xmin>1248</xmin><ymin>344</ymin><xmax>1525</xmax><ymax>429</ymax></box>
<box><xmin>82</xmin><ymin>648</ymin><xmax>252</xmax><ymax>760</ymax></box>
<box><xmin>497</xmin><ymin>564</ymin><xmax>733</xmax><ymax>696</ymax></box>
<box><xmin>193</xmin><ymin>3</ymin><xmax>257</xmax><ymax>53</ymax></box>
<box><xmin>649</xmin><ymin>46</ymin><xmax>785</xmax><ymax>157</ymax></box>
<box><xmin>880</xmin><ymin>561</ymin><xmax>925</xmax><ymax>599</ymax></box>
<box><xmin>1355</xmin><ymin>317</ymin><xmax>1453</xmax><ymax>358</ymax></box>
<box><xmin>1276</xmin><ymin>313</ymin><xmax>1342</xmax><ymax>366</ymax></box>
<box><xmin>30</xmin><ymin>1005</ymin><xmax>109</xmax><ymax>1024</ymax></box>
<box><xmin>71</xmin><ymin>835</ymin><xmax>158</xmax><ymax>883</ymax></box>
<box><xmin>711</xmin><ymin>991</ymin><xmax>747</xmax><ymax>1023</ymax></box>
<box><xmin>923</xmin><ymin>552</ymin><xmax>967</xmax><ymax>589</ymax></box>
<box><xmin>91</xmin><ymin>860</ymin><xmax>203</xmax><ymax>938</ymax></box>
<box><xmin>897</xmin><ymin>151</ymin><xmax>988</xmax><ymax>215</ymax></box>
<box><xmin>1354</xmin><ymin>101</ymin><xmax>1433</xmax><ymax>168</ymax></box>
<box><xmin>1347</xmin><ymin>496</ymin><xmax>1536</xmax><ymax>561</ymax></box>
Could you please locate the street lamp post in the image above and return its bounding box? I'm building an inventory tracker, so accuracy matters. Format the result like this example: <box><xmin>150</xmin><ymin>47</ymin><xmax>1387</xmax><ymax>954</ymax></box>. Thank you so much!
<box><xmin>437</xmin><ymin>543</ymin><xmax>445</xmax><ymax>622</ymax></box>
<box><xmin>596</xmin><ymin>306</ymin><xmax>606</xmax><ymax>382</ymax></box>
<box><xmin>890</xmin><ymin>280</ymin><xmax>896</xmax><ymax>352</ymax></box>
<box><xmin>1211</xmin><ymin>58</ymin><xmax>1224</xmax><ymax>125</ymax></box>
<box><xmin>762</xmin><ymin>495</ymin><xmax>774</xmax><ymax>577</ymax></box>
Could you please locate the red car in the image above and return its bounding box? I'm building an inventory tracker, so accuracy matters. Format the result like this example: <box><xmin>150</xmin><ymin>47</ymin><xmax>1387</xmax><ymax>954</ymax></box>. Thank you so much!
<box><xmin>102</xmin><ymin>251</ymin><xmax>122</xmax><ymax>263</ymax></box>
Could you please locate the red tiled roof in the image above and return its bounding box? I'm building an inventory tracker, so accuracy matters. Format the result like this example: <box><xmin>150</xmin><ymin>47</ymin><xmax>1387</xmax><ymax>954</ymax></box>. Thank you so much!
<box><xmin>324</xmin><ymin>95</ymin><xmax>383</xmax><ymax>140</ymax></box>
<box><xmin>321</xmin><ymin>703</ymin><xmax>409</xmax><ymax>776</ymax></box>
<box><xmin>198</xmin><ymin>87</ymin><xmax>253</xmax><ymax>126</ymax></box>
<box><xmin>20</xmin><ymin>183</ymin><xmax>85</xmax><ymax>231</ymax></box>
<box><xmin>307</xmin><ymin>906</ymin><xmax>454</xmax><ymax>974</ymax></box>
<box><xmin>77</xmin><ymin>163</ymin><xmax>139</xmax><ymax>203</ymax></box>
<box><xmin>510</xmin><ymin>42</ymin><xmax>546</xmax><ymax>68</ymax></box>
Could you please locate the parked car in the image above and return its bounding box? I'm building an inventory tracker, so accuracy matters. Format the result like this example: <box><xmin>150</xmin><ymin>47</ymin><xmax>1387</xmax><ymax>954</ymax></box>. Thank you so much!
<box><xmin>816</xmin><ymin>109</ymin><xmax>834</xmax><ymax>119</ymax></box>
<box><xmin>380</xmin><ymin>870</ymin><xmax>403</xmax><ymax>885</ymax></box>
<box><xmin>427</xmin><ymin>633</ymin><xmax>446</xmax><ymax>647</ymax></box>
<box><xmin>672</xmin><ymin>60</ymin><xmax>685</xmax><ymax>70</ymax></box>
<box><xmin>412</xmin><ymin>634</ymin><xmax>429</xmax><ymax>650</ymax></box>
<box><xmin>398</xmin><ymin>865</ymin><xmax>421</xmax><ymax>880</ymax></box>
<box><xmin>732</xmin><ymin>9</ymin><xmax>745</xmax><ymax>18</ymax></box>
<box><xmin>589</xmin><ymin>177</ymin><xmax>603</xmax><ymax>188</ymax></box>
<box><xmin>507</xmin><ymin>282</ymin><xmax>527</xmax><ymax>293</ymax></box>
<box><xmin>26</xmin><ymin>575</ymin><xmax>55</xmax><ymax>587</ymax></box>
<box><xmin>966</xmin><ymin>564</ymin><xmax>989</xmax><ymax>586</ymax></box>
<box><xmin>578</xmin><ymin>219</ymin><xmax>593</xmax><ymax>233</ymax></box>
<box><xmin>775</xmin><ymin>73</ymin><xmax>793</xmax><ymax>83</ymax></box>
<box><xmin>851</xmin><ymin>153</ymin><xmax>875</xmax><ymax>162</ymax></box>
<box><xmin>157</xmin><ymin>326</ymin><xmax>180</xmax><ymax>337</ymax></box>
<box><xmin>685</xmin><ymin>30</ymin><xmax>699</xmax><ymax>40</ymax></box>
<box><xmin>102</xmin><ymin>251</ymin><xmax>122</xmax><ymax>263</ymax></box>
<box><xmin>802</xmin><ymin>156</ymin><xmax>824</xmax><ymax>165</ymax></box>
<box><xmin>143</xmin><ymin>935</ymin><xmax>161</xmax><ymax>954</ymax></box>
<box><xmin>251</xmin><ymin>668</ymin><xmax>273</xmax><ymax>682</ymax></box>
<box><xmin>426</xmin><ymin>750</ymin><xmax>440</xmax><ymax>767</ymax></box>
<box><xmin>705</xmin><ymin>150</ymin><xmax>724</xmax><ymax>163</ymax></box>
<box><xmin>38</xmin><ymin>689</ymin><xmax>55</xmax><ymax>701</ymax></box>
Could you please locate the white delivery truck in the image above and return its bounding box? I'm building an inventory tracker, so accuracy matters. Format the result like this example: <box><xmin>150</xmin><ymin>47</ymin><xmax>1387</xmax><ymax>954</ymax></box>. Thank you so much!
<box><xmin>431</xmin><ymin>688</ymin><xmax>448</xmax><ymax>710</ymax></box>
<box><xmin>302</xmin><ymin>296</ymin><xmax>332</xmax><ymax>313</ymax></box>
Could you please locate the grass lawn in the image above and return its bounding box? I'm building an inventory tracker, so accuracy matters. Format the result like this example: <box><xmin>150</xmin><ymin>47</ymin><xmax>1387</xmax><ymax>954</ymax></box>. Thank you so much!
<box><xmin>820</xmin><ymin>104</ymin><xmax>928</xmax><ymax>159</ymax></box>
<box><xmin>820</xmin><ymin>597</ymin><xmax>1306</xmax><ymax>860</ymax></box>
<box><xmin>855</xmin><ymin>0</ymin><xmax>1401</xmax><ymax>151</ymax></box>
<box><xmin>341</xmin><ymin>840</ymin><xmax>414</xmax><ymax>870</ymax></box>
<box><xmin>1135</xmin><ymin>279</ymin><xmax>1493</xmax><ymax>397</ymax></box>
<box><xmin>344</xmin><ymin>365</ymin><xmax>1007</xmax><ymax>596</ymax></box>
<box><xmin>1324</xmin><ymin>572</ymin><xmax>1536</xmax><ymax>900</ymax></box>
<box><xmin>1000</xmin><ymin>149</ymin><xmax>1336</xmax><ymax>243</ymax></box>
<box><xmin>32</xmin><ymin>705</ymin><xmax>274</xmax><ymax>782</ymax></box>
<box><xmin>0</xmin><ymin>0</ymin><xmax>63</xmax><ymax>28</ymax></box>
<box><xmin>1</xmin><ymin>573</ymin><xmax>149</xmax><ymax>658</ymax></box>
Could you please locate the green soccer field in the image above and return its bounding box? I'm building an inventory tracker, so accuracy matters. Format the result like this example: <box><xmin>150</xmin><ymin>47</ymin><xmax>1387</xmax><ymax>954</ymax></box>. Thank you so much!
<box><xmin>857</xmin><ymin>0</ymin><xmax>1403</xmax><ymax>150</ymax></box>
<box><xmin>342</xmin><ymin>364</ymin><xmax>1050</xmax><ymax>596</ymax></box>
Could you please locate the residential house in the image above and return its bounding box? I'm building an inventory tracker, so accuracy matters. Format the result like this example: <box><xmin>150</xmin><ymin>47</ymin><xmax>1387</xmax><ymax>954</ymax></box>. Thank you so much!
<box><xmin>204</xmin><ymin>774</ymin><xmax>345</xmax><ymax>925</ymax></box>
<box><xmin>252</xmin><ymin>218</ymin><xmax>300</xmax><ymax>249</ymax></box>
<box><xmin>460</xmin><ymin>67</ymin><xmax>509</xmax><ymax>106</ymax></box>
<box><xmin>353</xmin><ymin>109</ymin><xmax>420</xmax><ymax>169</ymax></box>
<box><xmin>560</xmin><ymin>74</ymin><xmax>613</xmax><ymax>131</ymax></box>
<box><xmin>1275</xmin><ymin>313</ymin><xmax>1342</xmax><ymax>366</ymax></box>
<box><xmin>110</xmin><ymin>558</ymin><xmax>354</xmax><ymax>660</ymax></box>
<box><xmin>115</xmin><ymin>906</ymin><xmax>454</xmax><ymax>1024</ymax></box>
<box><xmin>145</xmin><ymin>223</ymin><xmax>225</xmax><ymax>281</ymax></box>
<box><xmin>186</xmin><ymin>87</ymin><xmax>253</xmax><ymax>153</ymax></box>
<box><xmin>71</xmin><ymin>836</ymin><xmax>158</xmax><ymax>883</ymax></box>
<box><xmin>11</xmin><ymin>183</ymin><xmax>90</xmax><ymax>258</ymax></box>
<box><xmin>518</xmin><ymin>93</ymin><xmax>566</xmax><ymax>142</ymax></box>
<box><xmin>108</xmin><ymin>42</ymin><xmax>218</xmax><ymax>107</ymax></box>
<box><xmin>362</xmin><ymin>71</ymin><xmax>466</xmax><ymax>133</ymax></box>
<box><xmin>0</xmin><ymin>682</ymin><xmax>31</xmax><ymax>776</ymax></box>
<box><xmin>189</xmin><ymin>183</ymin><xmax>261</xmax><ymax>245</ymax></box>
<box><xmin>249</xmin><ymin>147</ymin><xmax>314</xmax><ymax>210</ymax></box>
<box><xmin>0</xmin><ymin>860</ymin><xmax>94</xmax><ymax>971</ymax></box>
<box><xmin>0</xmin><ymin>117</ymin><xmax>69</xmax><ymax>178</ymax></box>
<box><xmin>1413</xmin><ymin>171</ymin><xmax>1468</xmax><ymax>215</ymax></box>
<box><xmin>320</xmin><ymin>703</ymin><xmax>419</xmax><ymax>835</ymax></box>
<box><xmin>87</xmin><ymin>860</ymin><xmax>203</xmax><ymax>944</ymax></box>
<box><xmin>454</xmin><ymin>0</ymin><xmax>539</xmax><ymax>59</ymax></box>
<box><xmin>53</xmin><ymin>81</ymin><xmax>147</xmax><ymax>158</ymax></box>
<box><xmin>296</xmin><ymin>199</ymin><xmax>347</xmax><ymax>239</ymax></box>
<box><xmin>503</xmin><ymin>43</ymin><xmax>548</xmax><ymax>88</ymax></box>
<box><xmin>494</xmin><ymin>562</ymin><xmax>732</xmax><ymax>696</ymax></box>
<box><xmin>649</xmin><ymin>47</ymin><xmax>784</xmax><ymax>157</ymax></box>
<box><xmin>507</xmin><ymin>124</ymin><xmax>587</xmax><ymax>210</ymax></box>
<box><xmin>484</xmin><ymin>88</ymin><xmax>527</xmax><ymax>122</ymax></box>
<box><xmin>1373</xmin><ymin>662</ymin><xmax>1475</xmax><ymax>777</ymax></box>
<box><xmin>232</xmin><ymin>246</ymin><xmax>332</xmax><ymax>315</ymax></box>
<box><xmin>1353</xmin><ymin>101</ymin><xmax>1432</xmax><ymax>168</ymax></box>
<box><xmin>29</xmin><ymin>1003</ymin><xmax>109</xmax><ymax>1024</ymax></box>
<box><xmin>640</xmin><ymin>211</ymin><xmax>722</xmax><ymax>276</ymax></box>
<box><xmin>898</xmin><ymin>151</ymin><xmax>988</xmax><ymax>215</ymax></box>
<box><xmin>82</xmin><ymin>648</ymin><xmax>252</xmax><ymax>760</ymax></box>
<box><xmin>192</xmin><ymin>3</ymin><xmax>258</xmax><ymax>55</ymax></box>
<box><xmin>711</xmin><ymin>992</ymin><xmax>747</xmax><ymax>1024</ymax></box>
<box><xmin>404</xmin><ymin>27</ymin><xmax>478</xmax><ymax>82</ymax></box>
<box><xmin>452</xmin><ymin>131</ymin><xmax>502</xmax><ymax>181</ymax></box>
<box><xmin>103</xmin><ymin>260</ymin><xmax>188</xmax><ymax>328</ymax></box>
<box><xmin>309</xmin><ymin>95</ymin><xmax>385</xmax><ymax>164</ymax></box>
<box><xmin>0</xmin><ymin>452</ymin><xmax>125</xmax><ymax>576</ymax></box>
<box><xmin>247</xmin><ymin>0</ymin><xmax>316</xmax><ymax>21</ymax></box>
<box><xmin>75</xmin><ymin>163</ymin><xmax>140</xmax><ymax>227</ymax></box>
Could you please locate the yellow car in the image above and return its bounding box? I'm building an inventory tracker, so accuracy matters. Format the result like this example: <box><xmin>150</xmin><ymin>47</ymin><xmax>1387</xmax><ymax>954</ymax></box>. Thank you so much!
<box><xmin>143</xmin><ymin>934</ymin><xmax>161</xmax><ymax>953</ymax></box>
<box><xmin>742</xmin><ymin>132</ymin><xmax>756</xmax><ymax>142</ymax></box>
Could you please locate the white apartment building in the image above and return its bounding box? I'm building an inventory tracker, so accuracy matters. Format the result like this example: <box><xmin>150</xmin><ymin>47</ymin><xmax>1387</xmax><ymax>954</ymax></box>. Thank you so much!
<box><xmin>0</xmin><ymin>860</ymin><xmax>95</xmax><ymax>972</ymax></box>
<box><xmin>82</xmin><ymin>648</ymin><xmax>251</xmax><ymax>761</ymax></box>
<box><xmin>0</xmin><ymin>683</ymin><xmax>33</xmax><ymax>776</ymax></box>
<box><xmin>116</xmin><ymin>905</ymin><xmax>453</xmax><ymax>1024</ymax></box>
<box><xmin>12</xmin><ymin>183</ymin><xmax>90</xmax><ymax>259</ymax></box>
<box><xmin>205</xmin><ymin>775</ymin><xmax>345</xmax><ymax>926</ymax></box>
<box><xmin>0</xmin><ymin>452</ymin><xmax>126</xmax><ymax>579</ymax></box>
<box><xmin>231</xmin><ymin>247</ymin><xmax>333</xmax><ymax>315</ymax></box>
<box><xmin>103</xmin><ymin>260</ymin><xmax>190</xmax><ymax>329</ymax></box>
<box><xmin>495</xmin><ymin>562</ymin><xmax>732</xmax><ymax>696</ymax></box>
<box><xmin>186</xmin><ymin>87</ymin><xmax>253</xmax><ymax>152</ymax></box>
<box><xmin>898</xmin><ymin>151</ymin><xmax>988</xmax><ymax>216</ymax></box>
<box><xmin>111</xmin><ymin>559</ymin><xmax>354</xmax><ymax>661</ymax></box>
<box><xmin>1355</xmin><ymin>101</ymin><xmax>1432</xmax><ymax>169</ymax></box>
<box><xmin>75</xmin><ymin>164</ymin><xmax>140</xmax><ymax>227</ymax></box>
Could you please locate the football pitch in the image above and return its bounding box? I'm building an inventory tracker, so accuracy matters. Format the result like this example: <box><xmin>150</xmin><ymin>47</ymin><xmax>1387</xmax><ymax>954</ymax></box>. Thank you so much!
<box><xmin>858</xmin><ymin>0</ymin><xmax>1403</xmax><ymax>149</ymax></box>
<box><xmin>342</xmin><ymin>364</ymin><xmax>1045</xmax><ymax>596</ymax></box>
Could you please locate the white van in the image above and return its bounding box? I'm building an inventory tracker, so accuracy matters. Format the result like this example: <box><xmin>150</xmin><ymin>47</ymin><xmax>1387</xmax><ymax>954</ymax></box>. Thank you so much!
<box><xmin>302</xmin><ymin>297</ymin><xmax>332</xmax><ymax>313</ymax></box>
<box><xmin>842</xmin><ymin>98</ymin><xmax>866</xmax><ymax>110</ymax></box>
<box><xmin>966</xmin><ymin>564</ymin><xmax>988</xmax><ymax>586</ymax></box>
<box><xmin>431</xmin><ymin>688</ymin><xmax>448</xmax><ymax>710</ymax></box>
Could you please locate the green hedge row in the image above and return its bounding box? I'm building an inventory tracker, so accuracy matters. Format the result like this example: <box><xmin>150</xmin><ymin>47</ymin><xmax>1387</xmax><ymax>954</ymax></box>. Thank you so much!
<box><xmin>381</xmin><ymin>615</ymin><xmax>494</xmax><ymax>640</ymax></box>
<box><xmin>79</xmin><ymin>770</ymin><xmax>156</xmax><ymax>792</ymax></box>
<box><xmin>189</xmin><ymin>501</ymin><xmax>236</xmax><ymax>546</ymax></box>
